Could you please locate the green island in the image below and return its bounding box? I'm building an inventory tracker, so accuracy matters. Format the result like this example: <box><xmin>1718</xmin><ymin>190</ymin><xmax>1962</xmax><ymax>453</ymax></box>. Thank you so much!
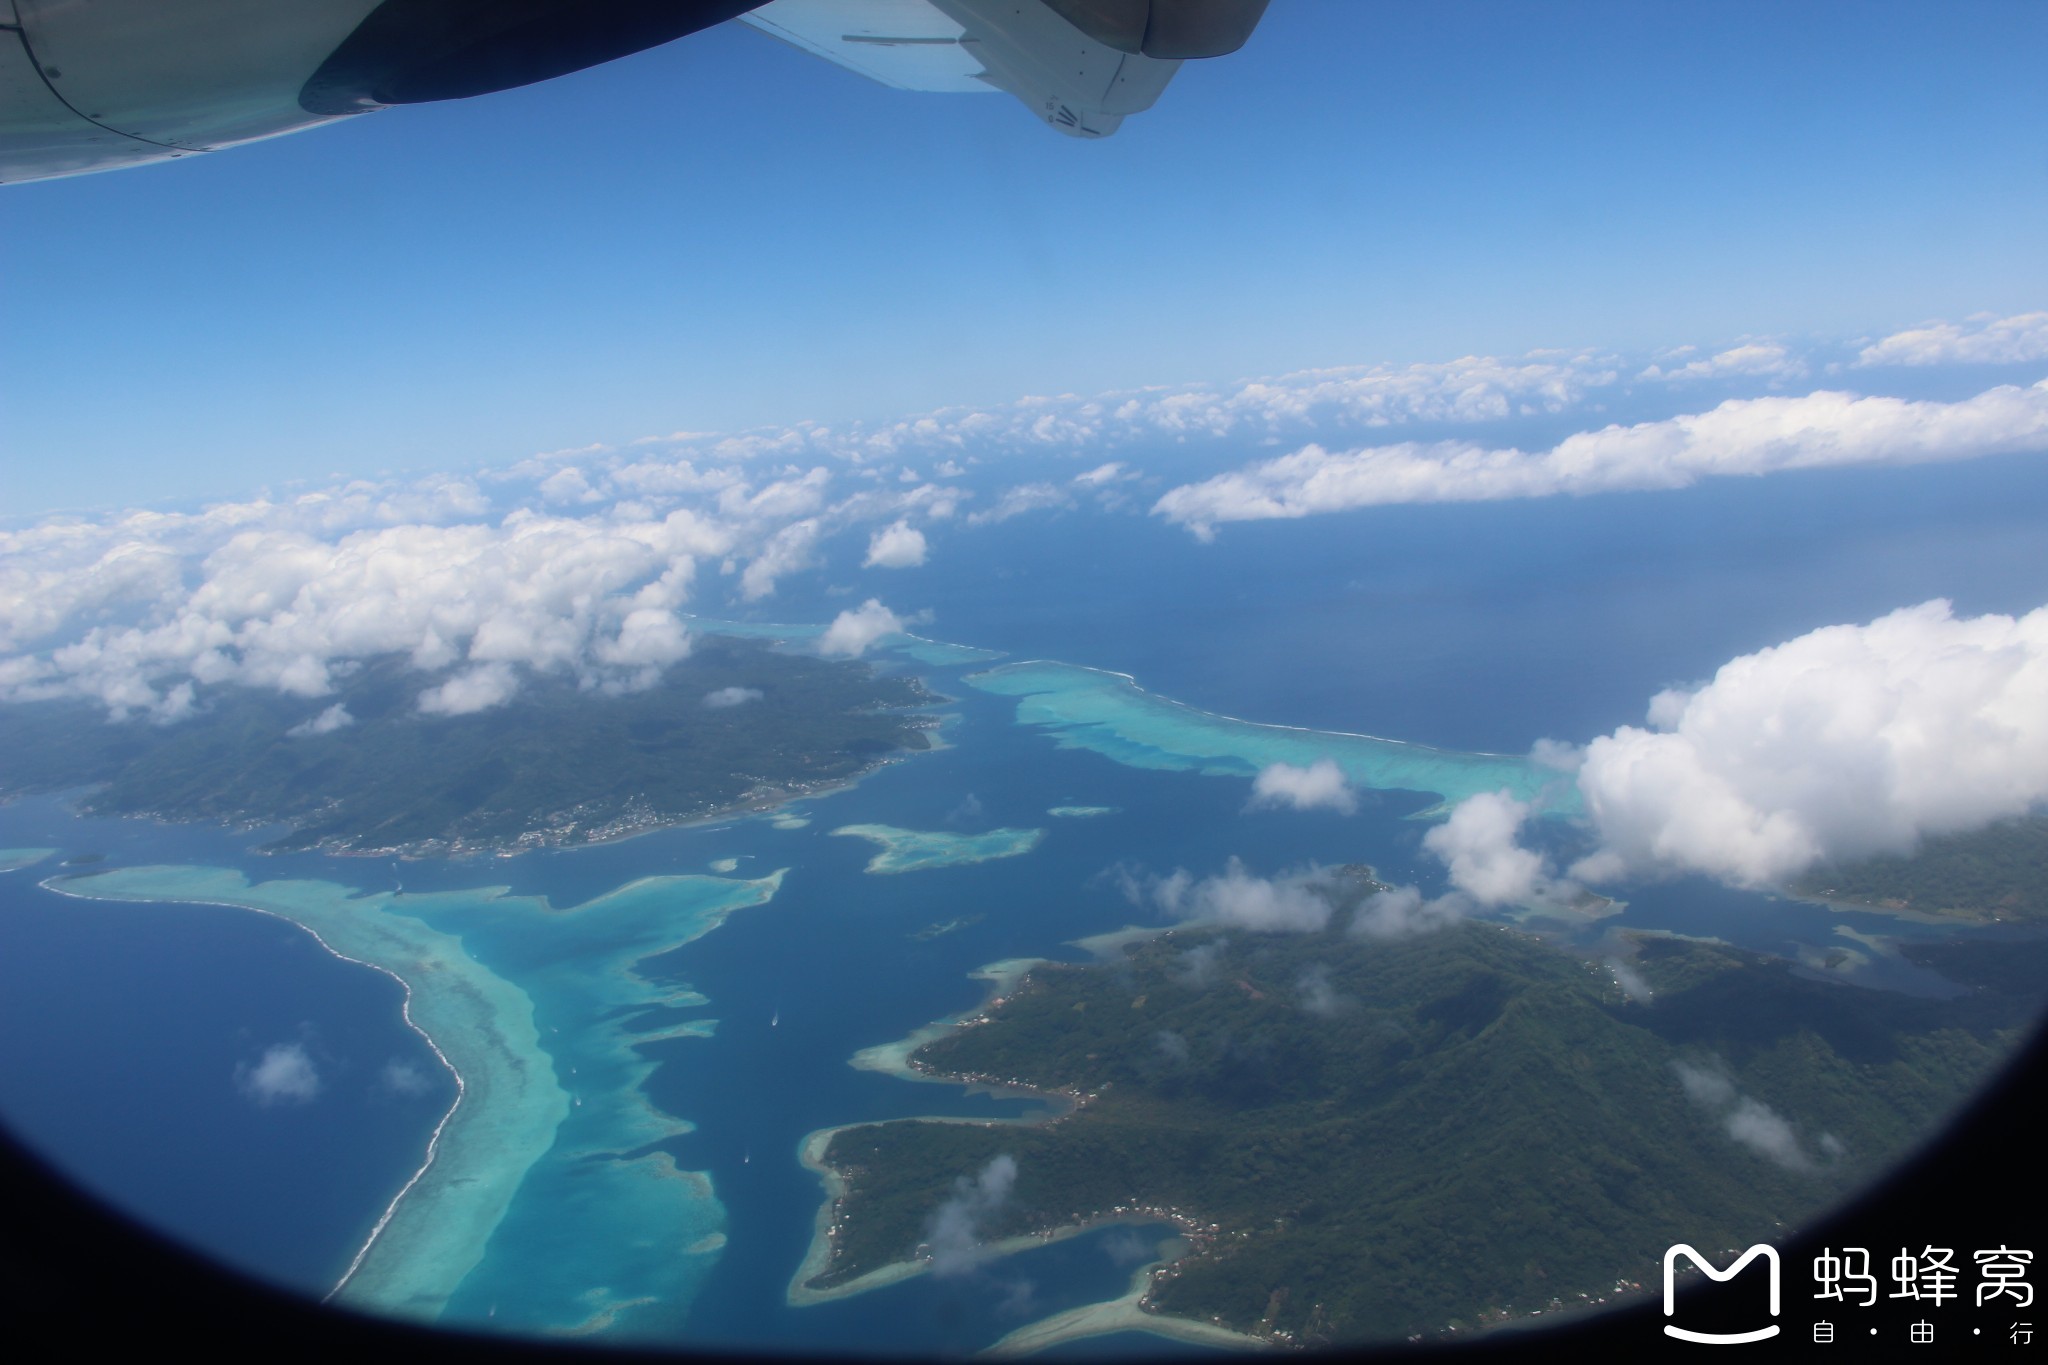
<box><xmin>0</xmin><ymin>636</ymin><xmax>933</xmax><ymax>856</ymax></box>
<box><xmin>829</xmin><ymin>823</ymin><xmax>1045</xmax><ymax>874</ymax></box>
<box><xmin>802</xmin><ymin>912</ymin><xmax>2043</xmax><ymax>1347</ymax></box>
<box><xmin>1793</xmin><ymin>815</ymin><xmax>2048</xmax><ymax>924</ymax></box>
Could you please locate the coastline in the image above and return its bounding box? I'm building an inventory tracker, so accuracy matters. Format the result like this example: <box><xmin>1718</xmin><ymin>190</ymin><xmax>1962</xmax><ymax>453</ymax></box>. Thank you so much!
<box><xmin>789</xmin><ymin>1141</ymin><xmax>1271</xmax><ymax>1358</ymax></box>
<box><xmin>791</xmin><ymin>953</ymin><xmax>1065</xmax><ymax>1306</ymax></box>
<box><xmin>37</xmin><ymin>862</ymin><xmax>789</xmax><ymax>1334</ymax></box>
<box><xmin>42</xmin><ymin>865</ymin><xmax>569</xmax><ymax>1323</ymax></box>
<box><xmin>970</xmin><ymin>658</ymin><xmax>1494</xmax><ymax>755</ymax></box>
<box><xmin>982</xmin><ymin>1256</ymin><xmax>1271</xmax><ymax>1357</ymax></box>
<box><xmin>789</xmin><ymin>951</ymin><xmax>1264</xmax><ymax>1355</ymax></box>
<box><xmin>847</xmin><ymin>957</ymin><xmax>1066</xmax><ymax>1106</ymax></box>
<box><xmin>963</xmin><ymin>658</ymin><xmax>1572</xmax><ymax>813</ymax></box>
<box><xmin>22</xmin><ymin>624</ymin><xmax>952</xmax><ymax>863</ymax></box>
<box><xmin>279</xmin><ymin>738</ymin><xmax>938</xmax><ymax>861</ymax></box>
<box><xmin>790</xmin><ymin>1123</ymin><xmax>1224</xmax><ymax>1331</ymax></box>
<box><xmin>0</xmin><ymin>847</ymin><xmax>57</xmax><ymax>872</ymax></box>
<box><xmin>1784</xmin><ymin>887</ymin><xmax>2010</xmax><ymax>927</ymax></box>
<box><xmin>830</xmin><ymin>824</ymin><xmax>1046</xmax><ymax>876</ymax></box>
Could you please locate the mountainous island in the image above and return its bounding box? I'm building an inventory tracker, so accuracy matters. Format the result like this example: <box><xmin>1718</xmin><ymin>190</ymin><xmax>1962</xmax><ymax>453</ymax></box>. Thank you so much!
<box><xmin>0</xmin><ymin>635</ymin><xmax>935</xmax><ymax>856</ymax></box>
<box><xmin>802</xmin><ymin>892</ymin><xmax>2043</xmax><ymax>1346</ymax></box>
<box><xmin>1795</xmin><ymin>815</ymin><xmax>2048</xmax><ymax>925</ymax></box>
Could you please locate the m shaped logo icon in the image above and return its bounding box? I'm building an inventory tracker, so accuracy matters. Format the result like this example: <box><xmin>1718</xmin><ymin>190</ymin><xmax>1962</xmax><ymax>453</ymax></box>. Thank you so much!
<box><xmin>1663</xmin><ymin>1243</ymin><xmax>1781</xmax><ymax>1344</ymax></box>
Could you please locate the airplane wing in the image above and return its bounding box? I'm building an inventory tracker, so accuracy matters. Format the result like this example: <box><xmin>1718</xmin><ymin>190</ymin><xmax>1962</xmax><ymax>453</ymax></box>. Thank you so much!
<box><xmin>737</xmin><ymin>0</ymin><xmax>1193</xmax><ymax>139</ymax></box>
<box><xmin>1</xmin><ymin>0</ymin><xmax>1268</xmax><ymax>184</ymax></box>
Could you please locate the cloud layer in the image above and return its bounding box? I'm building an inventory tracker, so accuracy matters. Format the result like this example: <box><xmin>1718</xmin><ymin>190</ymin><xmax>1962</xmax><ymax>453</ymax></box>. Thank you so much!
<box><xmin>5</xmin><ymin>313</ymin><xmax>2038</xmax><ymax>726</ymax></box>
<box><xmin>1857</xmin><ymin>311</ymin><xmax>2048</xmax><ymax>368</ymax></box>
<box><xmin>1155</xmin><ymin>378</ymin><xmax>2048</xmax><ymax>537</ymax></box>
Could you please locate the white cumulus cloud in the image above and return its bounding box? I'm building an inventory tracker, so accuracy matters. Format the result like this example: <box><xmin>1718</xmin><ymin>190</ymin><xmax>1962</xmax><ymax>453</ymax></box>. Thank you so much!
<box><xmin>1570</xmin><ymin>599</ymin><xmax>2048</xmax><ymax>888</ymax></box>
<box><xmin>1154</xmin><ymin>379</ymin><xmax>2048</xmax><ymax>537</ymax></box>
<box><xmin>863</xmin><ymin>520</ymin><xmax>928</xmax><ymax>569</ymax></box>
<box><xmin>417</xmin><ymin>662</ymin><xmax>521</xmax><ymax>716</ymax></box>
<box><xmin>1246</xmin><ymin>758</ymin><xmax>1357</xmax><ymax>814</ymax></box>
<box><xmin>739</xmin><ymin>518</ymin><xmax>822</xmax><ymax>601</ymax></box>
<box><xmin>817</xmin><ymin>599</ymin><xmax>904</xmax><ymax>659</ymax></box>
<box><xmin>1857</xmin><ymin>310</ymin><xmax>2048</xmax><ymax>368</ymax></box>
<box><xmin>1421</xmin><ymin>790</ymin><xmax>1548</xmax><ymax>906</ymax></box>
<box><xmin>1417</xmin><ymin>600</ymin><xmax>2048</xmax><ymax>901</ymax></box>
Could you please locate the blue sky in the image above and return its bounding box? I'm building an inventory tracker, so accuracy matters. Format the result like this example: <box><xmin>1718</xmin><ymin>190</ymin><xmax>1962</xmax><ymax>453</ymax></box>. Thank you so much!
<box><xmin>2</xmin><ymin>0</ymin><xmax>2045</xmax><ymax>515</ymax></box>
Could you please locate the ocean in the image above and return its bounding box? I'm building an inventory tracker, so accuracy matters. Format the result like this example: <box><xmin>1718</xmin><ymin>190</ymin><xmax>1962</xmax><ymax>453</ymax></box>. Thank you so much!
<box><xmin>1</xmin><ymin>449</ymin><xmax>2043</xmax><ymax>1354</ymax></box>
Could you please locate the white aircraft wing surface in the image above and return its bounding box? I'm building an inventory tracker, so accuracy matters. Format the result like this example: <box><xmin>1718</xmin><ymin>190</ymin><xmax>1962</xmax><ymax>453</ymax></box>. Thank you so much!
<box><xmin>738</xmin><ymin>0</ymin><xmax>1181</xmax><ymax>138</ymax></box>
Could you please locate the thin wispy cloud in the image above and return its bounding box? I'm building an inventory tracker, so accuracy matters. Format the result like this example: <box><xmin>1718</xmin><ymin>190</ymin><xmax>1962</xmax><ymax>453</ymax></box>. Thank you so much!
<box><xmin>926</xmin><ymin>1154</ymin><xmax>1018</xmax><ymax>1277</ymax></box>
<box><xmin>702</xmin><ymin>685</ymin><xmax>763</xmax><ymax>709</ymax></box>
<box><xmin>1348</xmin><ymin>884</ymin><xmax>1467</xmax><ymax>941</ymax></box>
<box><xmin>286</xmin><ymin>702</ymin><xmax>354</xmax><ymax>738</ymax></box>
<box><xmin>236</xmin><ymin>1042</ymin><xmax>321</xmax><ymax>1106</ymax></box>
<box><xmin>1295</xmin><ymin>963</ymin><xmax>1353</xmax><ymax>1018</ymax></box>
<box><xmin>377</xmin><ymin>1058</ymin><xmax>435</xmax><ymax>1097</ymax></box>
<box><xmin>1144</xmin><ymin>858</ymin><xmax>1334</xmax><ymax>933</ymax></box>
<box><xmin>1674</xmin><ymin>1060</ymin><xmax>1825</xmax><ymax>1171</ymax></box>
<box><xmin>1639</xmin><ymin>340</ymin><xmax>1807</xmax><ymax>383</ymax></box>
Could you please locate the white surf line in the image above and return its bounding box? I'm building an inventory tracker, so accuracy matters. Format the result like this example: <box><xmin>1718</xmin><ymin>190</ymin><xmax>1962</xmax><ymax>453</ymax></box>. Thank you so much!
<box><xmin>326</xmin><ymin>973</ymin><xmax>464</xmax><ymax>1302</ymax></box>
<box><xmin>38</xmin><ymin>873</ymin><xmax>467</xmax><ymax>1304</ymax></box>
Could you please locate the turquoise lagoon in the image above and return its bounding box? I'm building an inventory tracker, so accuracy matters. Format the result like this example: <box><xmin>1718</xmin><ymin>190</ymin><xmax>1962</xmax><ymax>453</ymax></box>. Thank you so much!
<box><xmin>831</xmin><ymin>823</ymin><xmax>1046</xmax><ymax>875</ymax></box>
<box><xmin>966</xmin><ymin>660</ymin><xmax>1574</xmax><ymax>816</ymax></box>
<box><xmin>46</xmin><ymin>863</ymin><xmax>782</xmax><ymax>1336</ymax></box>
<box><xmin>0</xmin><ymin>616</ymin><xmax>2000</xmax><ymax>1355</ymax></box>
<box><xmin>0</xmin><ymin>848</ymin><xmax>57</xmax><ymax>872</ymax></box>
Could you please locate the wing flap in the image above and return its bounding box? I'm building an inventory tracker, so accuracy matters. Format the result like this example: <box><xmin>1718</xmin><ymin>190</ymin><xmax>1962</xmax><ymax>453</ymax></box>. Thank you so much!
<box><xmin>737</xmin><ymin>0</ymin><xmax>991</xmax><ymax>94</ymax></box>
<box><xmin>739</xmin><ymin>0</ymin><xmax>1183</xmax><ymax>137</ymax></box>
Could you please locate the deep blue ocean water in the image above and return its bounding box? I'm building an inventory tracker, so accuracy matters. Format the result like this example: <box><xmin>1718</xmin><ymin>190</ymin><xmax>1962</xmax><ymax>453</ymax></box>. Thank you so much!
<box><xmin>2</xmin><ymin>450</ymin><xmax>2044</xmax><ymax>1354</ymax></box>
